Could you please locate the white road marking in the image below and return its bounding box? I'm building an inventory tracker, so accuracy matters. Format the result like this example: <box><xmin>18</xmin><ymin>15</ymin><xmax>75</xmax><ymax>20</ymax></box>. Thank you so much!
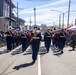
<box><xmin>38</xmin><ymin>55</ymin><xmax>41</xmax><ymax>75</ymax></box>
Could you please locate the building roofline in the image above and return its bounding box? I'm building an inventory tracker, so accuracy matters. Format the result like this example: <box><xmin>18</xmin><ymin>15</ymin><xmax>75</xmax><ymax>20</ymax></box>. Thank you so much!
<box><xmin>15</xmin><ymin>17</ymin><xmax>25</xmax><ymax>22</ymax></box>
<box><xmin>5</xmin><ymin>17</ymin><xmax>16</xmax><ymax>21</ymax></box>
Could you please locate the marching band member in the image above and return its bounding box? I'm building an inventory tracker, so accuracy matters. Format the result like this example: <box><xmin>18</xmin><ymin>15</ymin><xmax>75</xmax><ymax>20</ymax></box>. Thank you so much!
<box><xmin>58</xmin><ymin>29</ymin><xmax>66</xmax><ymax>54</ymax></box>
<box><xmin>44</xmin><ymin>28</ymin><xmax>52</xmax><ymax>53</ymax></box>
<box><xmin>31</xmin><ymin>28</ymin><xmax>41</xmax><ymax>63</ymax></box>
<box><xmin>70</xmin><ymin>32</ymin><xmax>76</xmax><ymax>50</ymax></box>
<box><xmin>5</xmin><ymin>29</ymin><xmax>12</xmax><ymax>52</ymax></box>
<box><xmin>21</xmin><ymin>30</ymin><xmax>27</xmax><ymax>52</ymax></box>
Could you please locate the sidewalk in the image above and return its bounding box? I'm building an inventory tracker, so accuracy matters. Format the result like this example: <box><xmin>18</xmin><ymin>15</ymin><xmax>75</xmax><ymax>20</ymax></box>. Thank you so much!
<box><xmin>0</xmin><ymin>46</ymin><xmax>7</xmax><ymax>54</ymax></box>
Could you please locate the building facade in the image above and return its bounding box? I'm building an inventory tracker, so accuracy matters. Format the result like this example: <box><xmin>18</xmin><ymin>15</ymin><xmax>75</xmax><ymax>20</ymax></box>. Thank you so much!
<box><xmin>0</xmin><ymin>0</ymin><xmax>16</xmax><ymax>31</ymax></box>
<box><xmin>0</xmin><ymin>0</ymin><xmax>25</xmax><ymax>31</ymax></box>
<box><xmin>13</xmin><ymin>17</ymin><xmax>25</xmax><ymax>29</ymax></box>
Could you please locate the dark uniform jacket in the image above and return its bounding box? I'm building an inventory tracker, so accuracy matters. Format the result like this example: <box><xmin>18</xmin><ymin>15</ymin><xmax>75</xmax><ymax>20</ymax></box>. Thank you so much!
<box><xmin>59</xmin><ymin>32</ymin><xmax>66</xmax><ymax>41</ymax></box>
<box><xmin>5</xmin><ymin>32</ymin><xmax>12</xmax><ymax>41</ymax></box>
<box><xmin>31</xmin><ymin>33</ymin><xmax>41</xmax><ymax>45</ymax></box>
<box><xmin>44</xmin><ymin>32</ymin><xmax>52</xmax><ymax>41</ymax></box>
<box><xmin>21</xmin><ymin>33</ymin><xmax>27</xmax><ymax>43</ymax></box>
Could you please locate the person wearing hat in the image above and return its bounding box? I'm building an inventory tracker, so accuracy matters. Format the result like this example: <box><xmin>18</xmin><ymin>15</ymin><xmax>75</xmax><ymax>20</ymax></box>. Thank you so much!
<box><xmin>58</xmin><ymin>29</ymin><xmax>66</xmax><ymax>54</ymax></box>
<box><xmin>70</xmin><ymin>32</ymin><xmax>76</xmax><ymax>50</ymax></box>
<box><xmin>44</xmin><ymin>28</ymin><xmax>52</xmax><ymax>53</ymax></box>
<box><xmin>31</xmin><ymin>29</ymin><xmax>41</xmax><ymax>63</ymax></box>
<box><xmin>21</xmin><ymin>31</ymin><xmax>28</xmax><ymax>52</ymax></box>
<box><xmin>5</xmin><ymin>30</ymin><xmax>12</xmax><ymax>52</ymax></box>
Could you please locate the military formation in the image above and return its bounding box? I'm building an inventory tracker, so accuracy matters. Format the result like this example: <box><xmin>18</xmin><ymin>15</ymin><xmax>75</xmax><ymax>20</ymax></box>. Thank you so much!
<box><xmin>0</xmin><ymin>26</ymin><xmax>76</xmax><ymax>64</ymax></box>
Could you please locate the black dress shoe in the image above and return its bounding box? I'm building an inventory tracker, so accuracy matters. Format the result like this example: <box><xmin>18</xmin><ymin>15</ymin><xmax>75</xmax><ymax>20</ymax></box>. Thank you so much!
<box><xmin>47</xmin><ymin>50</ymin><xmax>49</xmax><ymax>53</ymax></box>
<box><xmin>22</xmin><ymin>50</ymin><xmax>25</xmax><ymax>52</ymax></box>
<box><xmin>47</xmin><ymin>51</ymin><xmax>49</xmax><ymax>53</ymax></box>
<box><xmin>72</xmin><ymin>48</ymin><xmax>75</xmax><ymax>50</ymax></box>
<box><xmin>32</xmin><ymin>60</ymin><xmax>35</xmax><ymax>63</ymax></box>
<box><xmin>61</xmin><ymin>51</ymin><xmax>63</xmax><ymax>54</ymax></box>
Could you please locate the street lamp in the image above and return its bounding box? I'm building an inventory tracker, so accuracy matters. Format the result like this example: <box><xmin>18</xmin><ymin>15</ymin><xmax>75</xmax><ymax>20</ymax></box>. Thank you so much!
<box><xmin>51</xmin><ymin>10</ymin><xmax>68</xmax><ymax>28</ymax></box>
<box><xmin>30</xmin><ymin>17</ymin><xmax>32</xmax><ymax>29</ymax></box>
<box><xmin>59</xmin><ymin>14</ymin><xmax>61</xmax><ymax>29</ymax></box>
<box><xmin>34</xmin><ymin>7</ymin><xmax>36</xmax><ymax>26</ymax></box>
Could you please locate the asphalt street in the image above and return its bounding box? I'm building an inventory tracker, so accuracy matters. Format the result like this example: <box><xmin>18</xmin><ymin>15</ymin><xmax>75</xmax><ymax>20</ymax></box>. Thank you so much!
<box><xmin>0</xmin><ymin>42</ymin><xmax>76</xmax><ymax>75</ymax></box>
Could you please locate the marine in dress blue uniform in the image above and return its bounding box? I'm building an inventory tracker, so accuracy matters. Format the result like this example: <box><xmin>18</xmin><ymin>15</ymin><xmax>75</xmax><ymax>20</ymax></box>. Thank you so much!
<box><xmin>21</xmin><ymin>31</ymin><xmax>27</xmax><ymax>52</ymax></box>
<box><xmin>31</xmin><ymin>29</ymin><xmax>41</xmax><ymax>63</ymax></box>
<box><xmin>5</xmin><ymin>31</ymin><xmax>12</xmax><ymax>52</ymax></box>
<box><xmin>44</xmin><ymin>29</ymin><xmax>52</xmax><ymax>53</ymax></box>
<box><xmin>58</xmin><ymin>29</ymin><xmax>66</xmax><ymax>54</ymax></box>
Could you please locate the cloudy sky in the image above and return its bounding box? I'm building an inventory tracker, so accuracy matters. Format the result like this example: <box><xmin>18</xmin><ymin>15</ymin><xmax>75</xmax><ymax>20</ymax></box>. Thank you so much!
<box><xmin>13</xmin><ymin>0</ymin><xmax>76</xmax><ymax>27</ymax></box>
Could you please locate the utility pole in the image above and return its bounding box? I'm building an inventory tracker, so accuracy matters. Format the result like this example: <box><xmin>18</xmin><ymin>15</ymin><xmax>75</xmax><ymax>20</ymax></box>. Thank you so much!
<box><xmin>9</xmin><ymin>0</ymin><xmax>11</xmax><ymax>26</ymax></box>
<box><xmin>62</xmin><ymin>13</ymin><xmax>64</xmax><ymax>28</ymax></box>
<box><xmin>30</xmin><ymin>18</ymin><xmax>31</xmax><ymax>26</ymax></box>
<box><xmin>67</xmin><ymin>0</ymin><xmax>71</xmax><ymax>27</ymax></box>
<box><xmin>17</xmin><ymin>2</ymin><xmax>19</xmax><ymax>28</ymax></box>
<box><xmin>13</xmin><ymin>2</ymin><xmax>24</xmax><ymax>28</ymax></box>
<box><xmin>30</xmin><ymin>17</ymin><xmax>32</xmax><ymax>29</ymax></box>
<box><xmin>59</xmin><ymin>14</ymin><xmax>61</xmax><ymax>29</ymax></box>
<box><xmin>34</xmin><ymin>8</ymin><xmax>36</xmax><ymax>26</ymax></box>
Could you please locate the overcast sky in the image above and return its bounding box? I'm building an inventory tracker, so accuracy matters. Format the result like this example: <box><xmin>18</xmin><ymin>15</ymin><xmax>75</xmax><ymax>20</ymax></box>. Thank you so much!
<box><xmin>13</xmin><ymin>0</ymin><xmax>76</xmax><ymax>27</ymax></box>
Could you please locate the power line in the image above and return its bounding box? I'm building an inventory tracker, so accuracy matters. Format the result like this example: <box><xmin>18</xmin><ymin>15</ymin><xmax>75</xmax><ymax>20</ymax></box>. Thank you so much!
<box><xmin>24</xmin><ymin>0</ymin><xmax>51</xmax><ymax>2</ymax></box>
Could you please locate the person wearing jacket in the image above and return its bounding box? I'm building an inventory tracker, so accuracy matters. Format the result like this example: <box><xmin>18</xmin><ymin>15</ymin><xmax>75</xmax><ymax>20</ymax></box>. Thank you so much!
<box><xmin>21</xmin><ymin>31</ymin><xmax>27</xmax><ymax>52</ymax></box>
<box><xmin>31</xmin><ymin>28</ymin><xmax>41</xmax><ymax>63</ymax></box>
<box><xmin>58</xmin><ymin>29</ymin><xmax>66</xmax><ymax>54</ymax></box>
<box><xmin>70</xmin><ymin>32</ymin><xmax>76</xmax><ymax>50</ymax></box>
<box><xmin>5</xmin><ymin>30</ymin><xmax>12</xmax><ymax>52</ymax></box>
<box><xmin>44</xmin><ymin>29</ymin><xmax>52</xmax><ymax>53</ymax></box>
